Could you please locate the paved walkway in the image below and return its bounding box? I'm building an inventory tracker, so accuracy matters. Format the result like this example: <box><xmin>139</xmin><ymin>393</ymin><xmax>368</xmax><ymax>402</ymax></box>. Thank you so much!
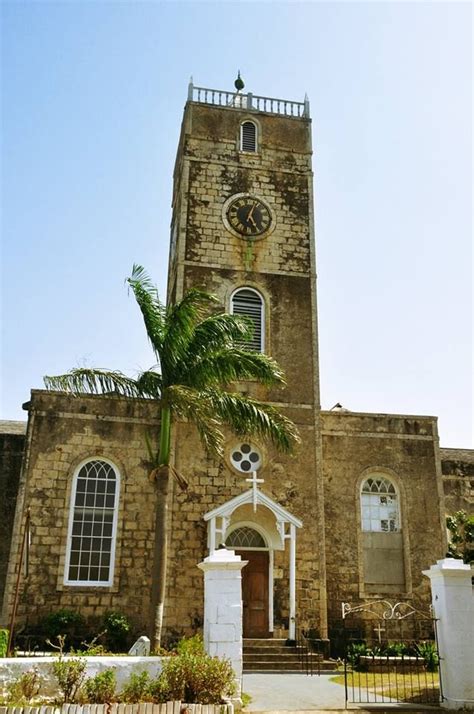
<box><xmin>241</xmin><ymin>672</ymin><xmax>346</xmax><ymax>711</ymax></box>
<box><xmin>240</xmin><ymin>672</ymin><xmax>431</xmax><ymax>712</ymax></box>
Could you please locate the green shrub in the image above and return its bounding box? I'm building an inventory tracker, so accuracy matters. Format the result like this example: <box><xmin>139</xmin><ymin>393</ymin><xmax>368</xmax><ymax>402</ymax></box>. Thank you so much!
<box><xmin>119</xmin><ymin>637</ymin><xmax>236</xmax><ymax>705</ymax></box>
<box><xmin>82</xmin><ymin>668</ymin><xmax>116</xmax><ymax>703</ymax></box>
<box><xmin>6</xmin><ymin>667</ymin><xmax>42</xmax><ymax>704</ymax></box>
<box><xmin>157</xmin><ymin>645</ymin><xmax>236</xmax><ymax>704</ymax></box>
<box><xmin>415</xmin><ymin>641</ymin><xmax>439</xmax><ymax>672</ymax></box>
<box><xmin>346</xmin><ymin>642</ymin><xmax>371</xmax><ymax>670</ymax></box>
<box><xmin>51</xmin><ymin>656</ymin><xmax>87</xmax><ymax>703</ymax></box>
<box><xmin>103</xmin><ymin>611</ymin><xmax>131</xmax><ymax>652</ymax></box>
<box><xmin>384</xmin><ymin>641</ymin><xmax>408</xmax><ymax>657</ymax></box>
<box><xmin>119</xmin><ymin>671</ymin><xmax>153</xmax><ymax>703</ymax></box>
<box><xmin>43</xmin><ymin>609</ymin><xmax>85</xmax><ymax>640</ymax></box>
<box><xmin>0</xmin><ymin>629</ymin><xmax>8</xmax><ymax>657</ymax></box>
<box><xmin>176</xmin><ymin>633</ymin><xmax>205</xmax><ymax>656</ymax></box>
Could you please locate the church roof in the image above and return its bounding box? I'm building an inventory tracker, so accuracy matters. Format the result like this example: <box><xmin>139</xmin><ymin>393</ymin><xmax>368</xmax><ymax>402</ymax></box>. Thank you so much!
<box><xmin>0</xmin><ymin>420</ymin><xmax>27</xmax><ymax>435</ymax></box>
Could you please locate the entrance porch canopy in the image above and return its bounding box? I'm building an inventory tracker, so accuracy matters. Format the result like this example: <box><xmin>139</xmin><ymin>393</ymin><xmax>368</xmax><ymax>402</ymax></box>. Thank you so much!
<box><xmin>204</xmin><ymin>487</ymin><xmax>302</xmax><ymax>639</ymax></box>
<box><xmin>204</xmin><ymin>487</ymin><xmax>302</xmax><ymax>552</ymax></box>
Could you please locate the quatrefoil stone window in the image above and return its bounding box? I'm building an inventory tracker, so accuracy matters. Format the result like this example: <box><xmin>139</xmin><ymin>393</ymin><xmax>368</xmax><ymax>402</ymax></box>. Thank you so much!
<box><xmin>230</xmin><ymin>442</ymin><xmax>262</xmax><ymax>473</ymax></box>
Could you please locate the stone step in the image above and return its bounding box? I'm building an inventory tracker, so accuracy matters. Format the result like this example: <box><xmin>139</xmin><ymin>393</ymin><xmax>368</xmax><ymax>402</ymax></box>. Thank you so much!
<box><xmin>244</xmin><ymin>652</ymin><xmax>304</xmax><ymax>662</ymax></box>
<box><xmin>243</xmin><ymin>638</ymin><xmax>288</xmax><ymax>647</ymax></box>
<box><xmin>243</xmin><ymin>645</ymin><xmax>304</xmax><ymax>655</ymax></box>
<box><xmin>243</xmin><ymin>660</ymin><xmax>306</xmax><ymax>672</ymax></box>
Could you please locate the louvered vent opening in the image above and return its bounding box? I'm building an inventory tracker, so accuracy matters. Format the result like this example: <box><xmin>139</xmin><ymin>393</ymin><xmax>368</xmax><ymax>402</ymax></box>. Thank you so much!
<box><xmin>232</xmin><ymin>289</ymin><xmax>263</xmax><ymax>351</ymax></box>
<box><xmin>241</xmin><ymin>121</ymin><xmax>257</xmax><ymax>152</ymax></box>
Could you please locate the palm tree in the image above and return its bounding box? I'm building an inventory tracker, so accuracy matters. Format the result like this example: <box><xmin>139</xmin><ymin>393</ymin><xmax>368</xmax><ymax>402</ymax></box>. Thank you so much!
<box><xmin>44</xmin><ymin>265</ymin><xmax>299</xmax><ymax>646</ymax></box>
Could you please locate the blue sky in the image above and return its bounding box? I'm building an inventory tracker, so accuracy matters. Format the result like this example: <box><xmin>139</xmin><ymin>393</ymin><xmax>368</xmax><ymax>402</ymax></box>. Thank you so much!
<box><xmin>1</xmin><ymin>1</ymin><xmax>472</xmax><ymax>447</ymax></box>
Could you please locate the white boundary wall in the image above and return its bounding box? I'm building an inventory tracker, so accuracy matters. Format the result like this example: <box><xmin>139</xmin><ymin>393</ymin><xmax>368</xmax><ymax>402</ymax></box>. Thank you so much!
<box><xmin>0</xmin><ymin>656</ymin><xmax>163</xmax><ymax>698</ymax></box>
<box><xmin>423</xmin><ymin>557</ymin><xmax>474</xmax><ymax>710</ymax></box>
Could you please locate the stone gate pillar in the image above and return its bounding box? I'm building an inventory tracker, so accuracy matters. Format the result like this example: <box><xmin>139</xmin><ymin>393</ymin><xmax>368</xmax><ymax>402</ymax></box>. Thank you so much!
<box><xmin>423</xmin><ymin>557</ymin><xmax>474</xmax><ymax>710</ymax></box>
<box><xmin>197</xmin><ymin>548</ymin><xmax>247</xmax><ymax>696</ymax></box>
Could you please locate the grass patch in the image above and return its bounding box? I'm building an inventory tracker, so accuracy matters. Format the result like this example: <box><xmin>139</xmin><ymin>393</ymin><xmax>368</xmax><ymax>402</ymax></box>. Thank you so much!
<box><xmin>330</xmin><ymin>671</ymin><xmax>440</xmax><ymax>704</ymax></box>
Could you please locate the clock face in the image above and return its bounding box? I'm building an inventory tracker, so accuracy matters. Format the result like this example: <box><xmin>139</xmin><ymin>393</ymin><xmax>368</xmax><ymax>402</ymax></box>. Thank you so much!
<box><xmin>226</xmin><ymin>196</ymin><xmax>272</xmax><ymax>237</ymax></box>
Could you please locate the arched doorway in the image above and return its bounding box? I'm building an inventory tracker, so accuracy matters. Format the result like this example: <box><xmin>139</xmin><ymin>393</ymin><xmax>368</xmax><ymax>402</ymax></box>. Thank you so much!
<box><xmin>204</xmin><ymin>486</ymin><xmax>302</xmax><ymax>639</ymax></box>
<box><xmin>226</xmin><ymin>526</ymin><xmax>269</xmax><ymax>637</ymax></box>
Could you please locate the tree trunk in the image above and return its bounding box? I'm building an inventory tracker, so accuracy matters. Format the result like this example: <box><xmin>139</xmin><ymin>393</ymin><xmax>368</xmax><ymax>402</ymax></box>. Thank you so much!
<box><xmin>149</xmin><ymin>463</ymin><xmax>170</xmax><ymax>649</ymax></box>
<box><xmin>149</xmin><ymin>405</ymin><xmax>172</xmax><ymax>649</ymax></box>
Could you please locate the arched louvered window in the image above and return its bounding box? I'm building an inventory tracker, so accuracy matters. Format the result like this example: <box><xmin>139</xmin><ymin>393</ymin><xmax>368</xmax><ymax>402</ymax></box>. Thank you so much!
<box><xmin>226</xmin><ymin>526</ymin><xmax>266</xmax><ymax>548</ymax></box>
<box><xmin>64</xmin><ymin>459</ymin><xmax>120</xmax><ymax>586</ymax></box>
<box><xmin>231</xmin><ymin>287</ymin><xmax>264</xmax><ymax>352</ymax></box>
<box><xmin>361</xmin><ymin>477</ymin><xmax>400</xmax><ymax>533</ymax></box>
<box><xmin>240</xmin><ymin>121</ymin><xmax>257</xmax><ymax>152</ymax></box>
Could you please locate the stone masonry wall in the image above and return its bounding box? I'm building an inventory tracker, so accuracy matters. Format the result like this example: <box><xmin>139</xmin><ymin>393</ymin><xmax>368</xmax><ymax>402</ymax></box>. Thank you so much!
<box><xmin>163</xmin><ymin>414</ymin><xmax>321</xmax><ymax>643</ymax></box>
<box><xmin>164</xmin><ymin>100</ymin><xmax>325</xmax><ymax>642</ymax></box>
<box><xmin>0</xmin><ymin>423</ymin><xmax>26</xmax><ymax>608</ymax></box>
<box><xmin>321</xmin><ymin>410</ymin><xmax>447</xmax><ymax>636</ymax></box>
<box><xmin>440</xmin><ymin>447</ymin><xmax>474</xmax><ymax>514</ymax></box>
<box><xmin>1</xmin><ymin>391</ymin><xmax>159</xmax><ymax>634</ymax></box>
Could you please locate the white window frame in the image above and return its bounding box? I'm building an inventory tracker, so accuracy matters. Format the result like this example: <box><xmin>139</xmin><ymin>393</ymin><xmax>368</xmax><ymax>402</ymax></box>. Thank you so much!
<box><xmin>360</xmin><ymin>476</ymin><xmax>400</xmax><ymax>533</ymax></box>
<box><xmin>225</xmin><ymin>524</ymin><xmax>268</xmax><ymax>549</ymax></box>
<box><xmin>230</xmin><ymin>286</ymin><xmax>265</xmax><ymax>352</ymax></box>
<box><xmin>240</xmin><ymin>120</ymin><xmax>258</xmax><ymax>153</ymax></box>
<box><xmin>64</xmin><ymin>457</ymin><xmax>120</xmax><ymax>587</ymax></box>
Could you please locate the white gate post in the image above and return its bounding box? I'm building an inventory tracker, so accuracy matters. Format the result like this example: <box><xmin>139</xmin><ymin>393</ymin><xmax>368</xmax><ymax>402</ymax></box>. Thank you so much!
<box><xmin>197</xmin><ymin>548</ymin><xmax>247</xmax><ymax>697</ymax></box>
<box><xmin>423</xmin><ymin>557</ymin><xmax>474</xmax><ymax>710</ymax></box>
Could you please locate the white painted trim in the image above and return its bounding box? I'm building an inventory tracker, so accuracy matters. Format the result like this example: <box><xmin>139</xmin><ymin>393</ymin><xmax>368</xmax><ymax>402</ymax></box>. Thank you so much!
<box><xmin>225</xmin><ymin>521</ymin><xmax>269</xmax><ymax>548</ymax></box>
<box><xmin>204</xmin><ymin>487</ymin><xmax>302</xmax><ymax>528</ymax></box>
<box><xmin>230</xmin><ymin>286</ymin><xmax>265</xmax><ymax>353</ymax></box>
<box><xmin>289</xmin><ymin>523</ymin><xmax>296</xmax><ymax>639</ymax></box>
<box><xmin>269</xmin><ymin>548</ymin><xmax>274</xmax><ymax>633</ymax></box>
<box><xmin>240</xmin><ymin>119</ymin><xmax>258</xmax><ymax>153</ymax></box>
<box><xmin>63</xmin><ymin>457</ymin><xmax>120</xmax><ymax>587</ymax></box>
<box><xmin>360</xmin><ymin>473</ymin><xmax>401</xmax><ymax>533</ymax></box>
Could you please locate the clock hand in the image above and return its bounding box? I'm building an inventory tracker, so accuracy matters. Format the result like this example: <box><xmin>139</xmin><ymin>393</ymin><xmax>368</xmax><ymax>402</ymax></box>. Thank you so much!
<box><xmin>248</xmin><ymin>214</ymin><xmax>258</xmax><ymax>230</ymax></box>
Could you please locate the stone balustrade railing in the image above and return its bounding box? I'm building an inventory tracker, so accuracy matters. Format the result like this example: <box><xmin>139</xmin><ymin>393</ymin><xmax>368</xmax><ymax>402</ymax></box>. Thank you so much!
<box><xmin>188</xmin><ymin>81</ymin><xmax>310</xmax><ymax>118</ymax></box>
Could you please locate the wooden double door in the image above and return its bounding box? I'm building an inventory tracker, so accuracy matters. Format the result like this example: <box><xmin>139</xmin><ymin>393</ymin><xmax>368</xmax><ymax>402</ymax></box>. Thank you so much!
<box><xmin>239</xmin><ymin>550</ymin><xmax>269</xmax><ymax>638</ymax></box>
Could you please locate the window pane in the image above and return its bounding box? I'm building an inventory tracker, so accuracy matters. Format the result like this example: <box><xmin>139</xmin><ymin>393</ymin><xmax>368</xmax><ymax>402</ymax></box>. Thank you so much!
<box><xmin>66</xmin><ymin>460</ymin><xmax>118</xmax><ymax>584</ymax></box>
<box><xmin>226</xmin><ymin>526</ymin><xmax>266</xmax><ymax>548</ymax></box>
<box><xmin>361</xmin><ymin>477</ymin><xmax>400</xmax><ymax>532</ymax></box>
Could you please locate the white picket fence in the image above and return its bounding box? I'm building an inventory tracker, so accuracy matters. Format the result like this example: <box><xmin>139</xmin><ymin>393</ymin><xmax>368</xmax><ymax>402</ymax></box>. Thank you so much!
<box><xmin>0</xmin><ymin>704</ymin><xmax>232</xmax><ymax>714</ymax></box>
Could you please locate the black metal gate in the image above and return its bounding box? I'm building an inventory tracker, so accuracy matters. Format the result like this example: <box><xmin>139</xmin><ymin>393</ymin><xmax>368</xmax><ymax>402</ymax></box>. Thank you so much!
<box><xmin>342</xmin><ymin>600</ymin><xmax>443</xmax><ymax>706</ymax></box>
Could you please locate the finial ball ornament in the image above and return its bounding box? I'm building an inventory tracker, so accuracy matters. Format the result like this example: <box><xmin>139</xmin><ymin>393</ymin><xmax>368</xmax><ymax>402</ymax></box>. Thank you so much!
<box><xmin>234</xmin><ymin>71</ymin><xmax>245</xmax><ymax>91</ymax></box>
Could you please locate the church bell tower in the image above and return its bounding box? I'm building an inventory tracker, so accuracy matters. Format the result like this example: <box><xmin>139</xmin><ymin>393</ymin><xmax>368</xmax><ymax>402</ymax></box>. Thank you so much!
<box><xmin>165</xmin><ymin>77</ymin><xmax>328</xmax><ymax>639</ymax></box>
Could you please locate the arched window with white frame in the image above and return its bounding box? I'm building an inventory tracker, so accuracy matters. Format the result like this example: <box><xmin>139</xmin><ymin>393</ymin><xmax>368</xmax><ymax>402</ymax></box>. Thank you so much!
<box><xmin>64</xmin><ymin>458</ymin><xmax>120</xmax><ymax>586</ymax></box>
<box><xmin>240</xmin><ymin>120</ymin><xmax>258</xmax><ymax>152</ymax></box>
<box><xmin>231</xmin><ymin>287</ymin><xmax>265</xmax><ymax>352</ymax></box>
<box><xmin>361</xmin><ymin>476</ymin><xmax>400</xmax><ymax>532</ymax></box>
<box><xmin>359</xmin><ymin>473</ymin><xmax>406</xmax><ymax>594</ymax></box>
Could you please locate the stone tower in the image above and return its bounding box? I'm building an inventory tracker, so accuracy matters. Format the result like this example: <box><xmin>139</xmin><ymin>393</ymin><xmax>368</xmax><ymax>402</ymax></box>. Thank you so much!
<box><xmin>164</xmin><ymin>79</ymin><xmax>328</xmax><ymax>640</ymax></box>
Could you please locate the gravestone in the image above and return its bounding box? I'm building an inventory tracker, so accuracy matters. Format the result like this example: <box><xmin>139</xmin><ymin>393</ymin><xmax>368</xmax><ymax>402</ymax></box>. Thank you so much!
<box><xmin>128</xmin><ymin>635</ymin><xmax>151</xmax><ymax>656</ymax></box>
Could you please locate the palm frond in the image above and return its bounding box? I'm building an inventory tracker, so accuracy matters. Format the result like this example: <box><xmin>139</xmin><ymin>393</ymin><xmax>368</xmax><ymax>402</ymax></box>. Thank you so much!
<box><xmin>182</xmin><ymin>313</ymin><xmax>254</xmax><ymax>368</ymax></box>
<box><xmin>162</xmin><ymin>289</ymin><xmax>218</xmax><ymax>378</ymax></box>
<box><xmin>43</xmin><ymin>368</ymin><xmax>142</xmax><ymax>398</ymax></box>
<box><xmin>204</xmin><ymin>389</ymin><xmax>300</xmax><ymax>454</ymax></box>
<box><xmin>127</xmin><ymin>264</ymin><xmax>166</xmax><ymax>357</ymax></box>
<box><xmin>182</xmin><ymin>349</ymin><xmax>286</xmax><ymax>389</ymax></box>
<box><xmin>166</xmin><ymin>384</ymin><xmax>224</xmax><ymax>457</ymax></box>
<box><xmin>136</xmin><ymin>370</ymin><xmax>163</xmax><ymax>399</ymax></box>
<box><xmin>144</xmin><ymin>431</ymin><xmax>159</xmax><ymax>465</ymax></box>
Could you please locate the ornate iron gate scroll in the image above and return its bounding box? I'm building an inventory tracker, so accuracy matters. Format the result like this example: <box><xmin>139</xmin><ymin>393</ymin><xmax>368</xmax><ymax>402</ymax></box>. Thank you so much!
<box><xmin>341</xmin><ymin>600</ymin><xmax>443</xmax><ymax>706</ymax></box>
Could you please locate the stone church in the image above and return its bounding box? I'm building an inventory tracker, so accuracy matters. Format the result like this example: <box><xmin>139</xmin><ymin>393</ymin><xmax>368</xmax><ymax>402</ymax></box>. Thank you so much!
<box><xmin>1</xmin><ymin>79</ymin><xmax>472</xmax><ymax>649</ymax></box>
